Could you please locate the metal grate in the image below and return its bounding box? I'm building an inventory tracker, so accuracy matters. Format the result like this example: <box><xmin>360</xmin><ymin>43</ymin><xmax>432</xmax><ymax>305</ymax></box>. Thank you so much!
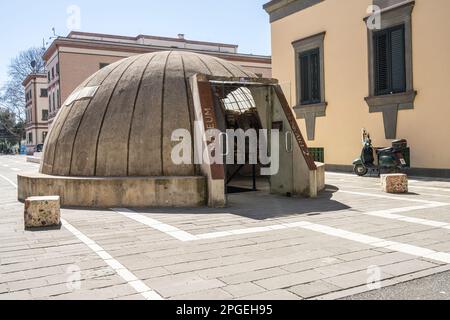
<box><xmin>309</xmin><ymin>148</ymin><xmax>324</xmax><ymax>163</ymax></box>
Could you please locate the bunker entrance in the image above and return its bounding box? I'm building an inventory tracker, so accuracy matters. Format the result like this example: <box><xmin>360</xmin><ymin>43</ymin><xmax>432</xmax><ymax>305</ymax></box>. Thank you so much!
<box><xmin>191</xmin><ymin>75</ymin><xmax>323</xmax><ymax>207</ymax></box>
<box><xmin>211</xmin><ymin>83</ymin><xmax>276</xmax><ymax>195</ymax></box>
<box><xmin>210</xmin><ymin>79</ymin><xmax>312</xmax><ymax>198</ymax></box>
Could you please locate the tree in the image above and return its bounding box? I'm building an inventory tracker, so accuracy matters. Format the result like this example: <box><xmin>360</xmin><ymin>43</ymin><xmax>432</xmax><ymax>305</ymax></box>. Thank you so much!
<box><xmin>0</xmin><ymin>47</ymin><xmax>46</xmax><ymax>142</ymax></box>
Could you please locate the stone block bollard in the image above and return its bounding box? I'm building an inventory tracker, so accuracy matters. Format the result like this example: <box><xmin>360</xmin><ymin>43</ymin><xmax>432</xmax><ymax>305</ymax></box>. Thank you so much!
<box><xmin>381</xmin><ymin>174</ymin><xmax>408</xmax><ymax>194</ymax></box>
<box><xmin>24</xmin><ymin>196</ymin><xmax>61</xmax><ymax>229</ymax></box>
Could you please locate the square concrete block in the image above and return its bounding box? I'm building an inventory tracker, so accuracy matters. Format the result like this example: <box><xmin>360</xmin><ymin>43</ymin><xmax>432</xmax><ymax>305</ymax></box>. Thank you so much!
<box><xmin>381</xmin><ymin>174</ymin><xmax>408</xmax><ymax>193</ymax></box>
<box><xmin>24</xmin><ymin>196</ymin><xmax>61</xmax><ymax>229</ymax></box>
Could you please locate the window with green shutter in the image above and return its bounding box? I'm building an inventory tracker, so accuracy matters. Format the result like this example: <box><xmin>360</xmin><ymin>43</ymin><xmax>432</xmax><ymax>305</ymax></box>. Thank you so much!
<box><xmin>299</xmin><ymin>48</ymin><xmax>321</xmax><ymax>105</ymax></box>
<box><xmin>374</xmin><ymin>24</ymin><xmax>406</xmax><ymax>96</ymax></box>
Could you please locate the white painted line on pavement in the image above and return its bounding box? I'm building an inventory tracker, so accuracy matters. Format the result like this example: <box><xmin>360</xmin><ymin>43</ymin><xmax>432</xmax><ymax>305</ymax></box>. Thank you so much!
<box><xmin>327</xmin><ymin>189</ymin><xmax>447</xmax><ymax>206</ymax></box>
<box><xmin>111</xmin><ymin>208</ymin><xmax>450</xmax><ymax>265</ymax></box>
<box><xmin>298</xmin><ymin>222</ymin><xmax>450</xmax><ymax>264</ymax></box>
<box><xmin>0</xmin><ymin>174</ymin><xmax>18</xmax><ymax>188</ymax></box>
<box><xmin>61</xmin><ymin>218</ymin><xmax>163</xmax><ymax>300</ymax></box>
<box><xmin>326</xmin><ymin>172</ymin><xmax>354</xmax><ymax>177</ymax></box>
<box><xmin>112</xmin><ymin>208</ymin><xmax>199</xmax><ymax>241</ymax></box>
<box><xmin>113</xmin><ymin>201</ymin><xmax>450</xmax><ymax>245</ymax></box>
<box><xmin>409</xmin><ymin>185</ymin><xmax>450</xmax><ymax>193</ymax></box>
<box><xmin>0</xmin><ymin>174</ymin><xmax>163</xmax><ymax>301</ymax></box>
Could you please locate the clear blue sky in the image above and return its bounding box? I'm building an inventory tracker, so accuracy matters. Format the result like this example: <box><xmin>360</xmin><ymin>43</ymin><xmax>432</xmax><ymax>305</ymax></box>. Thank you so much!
<box><xmin>0</xmin><ymin>0</ymin><xmax>271</xmax><ymax>87</ymax></box>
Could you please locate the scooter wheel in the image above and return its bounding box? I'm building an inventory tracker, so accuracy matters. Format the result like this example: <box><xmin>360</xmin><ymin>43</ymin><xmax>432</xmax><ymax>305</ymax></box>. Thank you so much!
<box><xmin>354</xmin><ymin>165</ymin><xmax>368</xmax><ymax>176</ymax></box>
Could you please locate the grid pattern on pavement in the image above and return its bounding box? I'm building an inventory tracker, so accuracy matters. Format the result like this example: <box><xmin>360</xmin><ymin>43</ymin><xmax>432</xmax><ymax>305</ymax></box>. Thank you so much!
<box><xmin>1</xmin><ymin>155</ymin><xmax>450</xmax><ymax>300</ymax></box>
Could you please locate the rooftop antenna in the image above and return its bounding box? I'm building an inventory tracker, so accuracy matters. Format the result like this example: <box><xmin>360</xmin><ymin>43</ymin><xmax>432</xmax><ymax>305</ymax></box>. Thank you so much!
<box><xmin>49</xmin><ymin>27</ymin><xmax>60</xmax><ymax>40</ymax></box>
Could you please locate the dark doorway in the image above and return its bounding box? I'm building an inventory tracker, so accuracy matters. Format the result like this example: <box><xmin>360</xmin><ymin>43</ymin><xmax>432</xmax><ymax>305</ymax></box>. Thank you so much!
<box><xmin>211</xmin><ymin>83</ymin><xmax>269</xmax><ymax>194</ymax></box>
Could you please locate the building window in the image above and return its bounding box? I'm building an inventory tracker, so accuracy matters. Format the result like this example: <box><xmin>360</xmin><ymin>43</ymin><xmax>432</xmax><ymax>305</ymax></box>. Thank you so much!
<box><xmin>40</xmin><ymin>89</ymin><xmax>48</xmax><ymax>97</ymax></box>
<box><xmin>53</xmin><ymin>92</ymin><xmax>56</xmax><ymax>111</ymax></box>
<box><xmin>292</xmin><ymin>31</ymin><xmax>327</xmax><ymax>141</ymax></box>
<box><xmin>309</xmin><ymin>147</ymin><xmax>325</xmax><ymax>163</ymax></box>
<box><xmin>42</xmin><ymin>110</ymin><xmax>49</xmax><ymax>121</ymax></box>
<box><xmin>48</xmin><ymin>71</ymin><xmax>51</xmax><ymax>83</ymax></box>
<box><xmin>373</xmin><ymin>25</ymin><xmax>406</xmax><ymax>96</ymax></box>
<box><xmin>365</xmin><ymin>2</ymin><xmax>416</xmax><ymax>139</ymax></box>
<box><xmin>28</xmin><ymin>132</ymin><xmax>33</xmax><ymax>144</ymax></box>
<box><xmin>52</xmin><ymin>67</ymin><xmax>55</xmax><ymax>80</ymax></box>
<box><xmin>57</xmin><ymin>89</ymin><xmax>60</xmax><ymax>108</ymax></box>
<box><xmin>299</xmin><ymin>48</ymin><xmax>321</xmax><ymax>105</ymax></box>
<box><xmin>99</xmin><ymin>63</ymin><xmax>110</xmax><ymax>69</ymax></box>
<box><xmin>49</xmin><ymin>95</ymin><xmax>52</xmax><ymax>112</ymax></box>
<box><xmin>42</xmin><ymin>131</ymin><xmax>48</xmax><ymax>142</ymax></box>
<box><xmin>56</xmin><ymin>63</ymin><xmax>60</xmax><ymax>75</ymax></box>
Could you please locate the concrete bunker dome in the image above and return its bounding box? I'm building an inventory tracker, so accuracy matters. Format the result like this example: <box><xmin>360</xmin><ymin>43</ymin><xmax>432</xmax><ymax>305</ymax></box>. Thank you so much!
<box><xmin>20</xmin><ymin>50</ymin><xmax>324</xmax><ymax>208</ymax></box>
<box><xmin>41</xmin><ymin>51</ymin><xmax>256</xmax><ymax>178</ymax></box>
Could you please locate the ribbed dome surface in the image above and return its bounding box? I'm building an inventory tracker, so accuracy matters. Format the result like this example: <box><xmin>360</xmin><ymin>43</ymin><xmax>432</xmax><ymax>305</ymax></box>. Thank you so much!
<box><xmin>41</xmin><ymin>51</ymin><xmax>255</xmax><ymax>177</ymax></box>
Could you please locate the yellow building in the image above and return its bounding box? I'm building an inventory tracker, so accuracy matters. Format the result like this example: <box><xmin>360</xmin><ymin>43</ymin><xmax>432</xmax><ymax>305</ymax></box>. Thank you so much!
<box><xmin>264</xmin><ymin>0</ymin><xmax>450</xmax><ymax>177</ymax></box>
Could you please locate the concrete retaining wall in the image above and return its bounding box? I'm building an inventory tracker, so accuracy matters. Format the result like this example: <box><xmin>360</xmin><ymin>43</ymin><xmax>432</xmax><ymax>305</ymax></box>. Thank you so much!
<box><xmin>18</xmin><ymin>173</ymin><xmax>207</xmax><ymax>208</ymax></box>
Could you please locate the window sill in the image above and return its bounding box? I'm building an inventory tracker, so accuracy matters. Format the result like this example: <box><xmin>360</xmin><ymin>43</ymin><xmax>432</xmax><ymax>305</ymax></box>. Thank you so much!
<box><xmin>293</xmin><ymin>102</ymin><xmax>327</xmax><ymax>118</ymax></box>
<box><xmin>365</xmin><ymin>90</ymin><xmax>417</xmax><ymax>112</ymax></box>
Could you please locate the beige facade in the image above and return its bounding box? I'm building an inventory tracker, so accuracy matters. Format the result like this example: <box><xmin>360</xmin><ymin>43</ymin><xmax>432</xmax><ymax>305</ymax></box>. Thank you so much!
<box><xmin>43</xmin><ymin>31</ymin><xmax>272</xmax><ymax>124</ymax></box>
<box><xmin>22</xmin><ymin>73</ymin><xmax>49</xmax><ymax>148</ymax></box>
<box><xmin>265</xmin><ymin>0</ymin><xmax>450</xmax><ymax>176</ymax></box>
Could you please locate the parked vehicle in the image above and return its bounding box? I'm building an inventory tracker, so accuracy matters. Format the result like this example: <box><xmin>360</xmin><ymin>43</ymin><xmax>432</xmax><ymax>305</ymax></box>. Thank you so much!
<box><xmin>36</xmin><ymin>144</ymin><xmax>44</xmax><ymax>153</ymax></box>
<box><xmin>353</xmin><ymin>130</ymin><xmax>409</xmax><ymax>176</ymax></box>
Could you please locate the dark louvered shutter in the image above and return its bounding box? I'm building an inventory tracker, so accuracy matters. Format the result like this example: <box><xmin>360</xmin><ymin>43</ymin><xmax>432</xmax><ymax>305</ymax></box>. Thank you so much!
<box><xmin>299</xmin><ymin>48</ymin><xmax>321</xmax><ymax>105</ymax></box>
<box><xmin>390</xmin><ymin>26</ymin><xmax>406</xmax><ymax>93</ymax></box>
<box><xmin>374</xmin><ymin>25</ymin><xmax>406</xmax><ymax>96</ymax></box>
<box><xmin>374</xmin><ymin>31</ymin><xmax>389</xmax><ymax>95</ymax></box>
<box><xmin>310</xmin><ymin>49</ymin><xmax>321</xmax><ymax>103</ymax></box>
<box><xmin>300</xmin><ymin>54</ymin><xmax>310</xmax><ymax>104</ymax></box>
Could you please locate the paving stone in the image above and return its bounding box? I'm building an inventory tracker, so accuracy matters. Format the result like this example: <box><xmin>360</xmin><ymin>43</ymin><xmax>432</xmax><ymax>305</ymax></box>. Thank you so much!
<box><xmin>0</xmin><ymin>290</ymin><xmax>32</xmax><ymax>300</ymax></box>
<box><xmin>323</xmin><ymin>269</ymin><xmax>394</xmax><ymax>289</ymax></box>
<box><xmin>0</xmin><ymin>283</ymin><xmax>9</xmax><ymax>294</ymax></box>
<box><xmin>133</xmin><ymin>267</ymin><xmax>171</xmax><ymax>280</ymax></box>
<box><xmin>336</xmin><ymin>250</ymin><xmax>385</xmax><ymax>262</ymax></box>
<box><xmin>255</xmin><ymin>270</ymin><xmax>325</xmax><ymax>290</ymax></box>
<box><xmin>170</xmin><ymin>288</ymin><xmax>233</xmax><ymax>300</ymax></box>
<box><xmin>289</xmin><ymin>280</ymin><xmax>343</xmax><ymax>298</ymax></box>
<box><xmin>380</xmin><ymin>260</ymin><xmax>439</xmax><ymax>277</ymax></box>
<box><xmin>30</xmin><ymin>283</ymin><xmax>74</xmax><ymax>298</ymax></box>
<box><xmin>8</xmin><ymin>278</ymin><xmax>49</xmax><ymax>292</ymax></box>
<box><xmin>223</xmin><ymin>283</ymin><xmax>266</xmax><ymax>298</ymax></box>
<box><xmin>282</xmin><ymin>257</ymin><xmax>343</xmax><ymax>273</ymax></box>
<box><xmin>114</xmin><ymin>293</ymin><xmax>146</xmax><ymax>300</ymax></box>
<box><xmin>220</xmin><ymin>267</ymin><xmax>289</xmax><ymax>285</ymax></box>
<box><xmin>144</xmin><ymin>273</ymin><xmax>226</xmax><ymax>298</ymax></box>
<box><xmin>241</xmin><ymin>289</ymin><xmax>301</xmax><ymax>300</ymax></box>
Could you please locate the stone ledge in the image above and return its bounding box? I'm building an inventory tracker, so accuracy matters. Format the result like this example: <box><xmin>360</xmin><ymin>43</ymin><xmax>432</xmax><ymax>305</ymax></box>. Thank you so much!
<box><xmin>18</xmin><ymin>173</ymin><xmax>207</xmax><ymax>208</ymax></box>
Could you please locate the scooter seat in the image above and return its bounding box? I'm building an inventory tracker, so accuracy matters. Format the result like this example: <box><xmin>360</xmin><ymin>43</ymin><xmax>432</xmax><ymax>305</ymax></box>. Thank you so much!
<box><xmin>376</xmin><ymin>147</ymin><xmax>393</xmax><ymax>154</ymax></box>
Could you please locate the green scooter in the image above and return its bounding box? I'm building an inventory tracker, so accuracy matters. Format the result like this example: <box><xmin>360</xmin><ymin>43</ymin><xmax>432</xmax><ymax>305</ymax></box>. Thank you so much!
<box><xmin>353</xmin><ymin>130</ymin><xmax>409</xmax><ymax>177</ymax></box>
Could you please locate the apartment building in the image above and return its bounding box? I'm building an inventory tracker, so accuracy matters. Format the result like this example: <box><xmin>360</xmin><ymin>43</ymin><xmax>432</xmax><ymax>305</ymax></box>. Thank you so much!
<box><xmin>264</xmin><ymin>0</ymin><xmax>450</xmax><ymax>176</ymax></box>
<box><xmin>22</xmin><ymin>73</ymin><xmax>49</xmax><ymax>151</ymax></box>
<box><xmin>43</xmin><ymin>31</ymin><xmax>272</xmax><ymax>124</ymax></box>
